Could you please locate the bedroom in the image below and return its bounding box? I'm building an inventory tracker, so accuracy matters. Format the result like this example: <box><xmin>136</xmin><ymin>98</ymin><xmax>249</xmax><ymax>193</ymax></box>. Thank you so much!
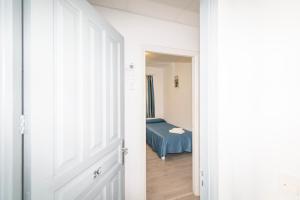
<box><xmin>145</xmin><ymin>52</ymin><xmax>199</xmax><ymax>200</ymax></box>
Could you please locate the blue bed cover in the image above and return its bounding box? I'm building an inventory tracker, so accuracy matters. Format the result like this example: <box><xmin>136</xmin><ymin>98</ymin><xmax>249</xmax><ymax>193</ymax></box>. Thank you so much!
<box><xmin>146</xmin><ymin>118</ymin><xmax>192</xmax><ymax>158</ymax></box>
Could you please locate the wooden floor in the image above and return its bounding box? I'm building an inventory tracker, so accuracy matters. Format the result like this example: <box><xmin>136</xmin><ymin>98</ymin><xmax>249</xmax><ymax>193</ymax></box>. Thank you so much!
<box><xmin>146</xmin><ymin>145</ymin><xmax>199</xmax><ymax>200</ymax></box>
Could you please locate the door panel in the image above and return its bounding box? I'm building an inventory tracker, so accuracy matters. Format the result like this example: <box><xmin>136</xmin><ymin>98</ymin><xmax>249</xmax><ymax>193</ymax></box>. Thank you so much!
<box><xmin>54</xmin><ymin>148</ymin><xmax>122</xmax><ymax>200</ymax></box>
<box><xmin>107</xmin><ymin>38</ymin><xmax>121</xmax><ymax>143</ymax></box>
<box><xmin>110</xmin><ymin>172</ymin><xmax>122</xmax><ymax>200</ymax></box>
<box><xmin>75</xmin><ymin>167</ymin><xmax>122</xmax><ymax>200</ymax></box>
<box><xmin>54</xmin><ymin>0</ymin><xmax>82</xmax><ymax>176</ymax></box>
<box><xmin>85</xmin><ymin>21</ymin><xmax>105</xmax><ymax>157</ymax></box>
<box><xmin>24</xmin><ymin>0</ymin><xmax>124</xmax><ymax>199</ymax></box>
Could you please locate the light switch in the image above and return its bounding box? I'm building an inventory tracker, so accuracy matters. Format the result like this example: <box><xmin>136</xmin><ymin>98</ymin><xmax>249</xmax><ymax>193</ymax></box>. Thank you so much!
<box><xmin>126</xmin><ymin>63</ymin><xmax>136</xmax><ymax>91</ymax></box>
<box><xmin>279</xmin><ymin>175</ymin><xmax>300</xmax><ymax>200</ymax></box>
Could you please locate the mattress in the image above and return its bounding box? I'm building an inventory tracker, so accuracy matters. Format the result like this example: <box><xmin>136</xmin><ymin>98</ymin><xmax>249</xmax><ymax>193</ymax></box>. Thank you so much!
<box><xmin>146</xmin><ymin>118</ymin><xmax>192</xmax><ymax>158</ymax></box>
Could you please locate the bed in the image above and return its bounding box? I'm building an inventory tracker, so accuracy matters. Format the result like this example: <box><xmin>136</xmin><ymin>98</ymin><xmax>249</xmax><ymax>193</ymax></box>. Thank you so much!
<box><xmin>146</xmin><ymin>118</ymin><xmax>192</xmax><ymax>160</ymax></box>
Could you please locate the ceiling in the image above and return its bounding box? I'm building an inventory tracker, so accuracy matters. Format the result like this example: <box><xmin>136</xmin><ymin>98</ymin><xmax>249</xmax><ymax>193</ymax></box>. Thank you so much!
<box><xmin>88</xmin><ymin>0</ymin><xmax>199</xmax><ymax>27</ymax></box>
<box><xmin>146</xmin><ymin>51</ymin><xmax>192</xmax><ymax>67</ymax></box>
<box><xmin>149</xmin><ymin>0</ymin><xmax>199</xmax><ymax>13</ymax></box>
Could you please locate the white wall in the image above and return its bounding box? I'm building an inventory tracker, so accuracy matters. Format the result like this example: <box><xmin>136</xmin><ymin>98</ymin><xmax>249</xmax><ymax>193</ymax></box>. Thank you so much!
<box><xmin>146</xmin><ymin>66</ymin><xmax>165</xmax><ymax>118</ymax></box>
<box><xmin>164</xmin><ymin>62</ymin><xmax>192</xmax><ymax>130</ymax></box>
<box><xmin>93</xmin><ymin>6</ymin><xmax>199</xmax><ymax>200</ymax></box>
<box><xmin>216</xmin><ymin>0</ymin><xmax>300</xmax><ymax>199</ymax></box>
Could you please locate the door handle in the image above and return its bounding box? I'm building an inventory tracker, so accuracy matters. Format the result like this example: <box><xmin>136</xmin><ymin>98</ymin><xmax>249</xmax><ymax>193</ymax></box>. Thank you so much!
<box><xmin>121</xmin><ymin>147</ymin><xmax>128</xmax><ymax>165</ymax></box>
<box><xmin>93</xmin><ymin>167</ymin><xmax>103</xmax><ymax>179</ymax></box>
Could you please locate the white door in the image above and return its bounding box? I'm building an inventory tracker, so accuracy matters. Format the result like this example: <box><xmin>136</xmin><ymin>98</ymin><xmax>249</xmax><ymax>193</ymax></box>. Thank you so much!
<box><xmin>24</xmin><ymin>0</ymin><xmax>124</xmax><ymax>199</ymax></box>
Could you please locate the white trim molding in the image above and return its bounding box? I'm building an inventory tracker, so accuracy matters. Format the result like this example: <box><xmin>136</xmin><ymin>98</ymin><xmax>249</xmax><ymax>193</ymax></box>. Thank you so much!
<box><xmin>199</xmin><ymin>0</ymin><xmax>219</xmax><ymax>199</ymax></box>
<box><xmin>0</xmin><ymin>0</ymin><xmax>22</xmax><ymax>199</ymax></box>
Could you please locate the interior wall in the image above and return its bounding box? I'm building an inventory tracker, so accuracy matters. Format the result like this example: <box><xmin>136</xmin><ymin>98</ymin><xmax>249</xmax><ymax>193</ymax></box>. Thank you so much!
<box><xmin>146</xmin><ymin>62</ymin><xmax>193</xmax><ymax>130</ymax></box>
<box><xmin>217</xmin><ymin>0</ymin><xmax>300</xmax><ymax>200</ymax></box>
<box><xmin>93</xmin><ymin>6</ymin><xmax>199</xmax><ymax>200</ymax></box>
<box><xmin>164</xmin><ymin>62</ymin><xmax>192</xmax><ymax>130</ymax></box>
<box><xmin>146</xmin><ymin>66</ymin><xmax>165</xmax><ymax>119</ymax></box>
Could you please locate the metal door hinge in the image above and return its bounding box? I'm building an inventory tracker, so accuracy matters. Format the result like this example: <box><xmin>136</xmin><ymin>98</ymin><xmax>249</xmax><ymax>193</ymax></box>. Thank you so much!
<box><xmin>20</xmin><ymin>115</ymin><xmax>25</xmax><ymax>135</ymax></box>
<box><xmin>121</xmin><ymin>147</ymin><xmax>128</xmax><ymax>154</ymax></box>
<box><xmin>200</xmin><ymin>170</ymin><xmax>204</xmax><ymax>187</ymax></box>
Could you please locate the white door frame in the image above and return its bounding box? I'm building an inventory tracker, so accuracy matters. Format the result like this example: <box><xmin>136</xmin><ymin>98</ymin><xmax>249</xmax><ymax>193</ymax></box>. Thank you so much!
<box><xmin>0</xmin><ymin>0</ymin><xmax>22</xmax><ymax>199</ymax></box>
<box><xmin>142</xmin><ymin>45</ymin><xmax>200</xmax><ymax>196</ymax></box>
<box><xmin>199</xmin><ymin>0</ymin><xmax>219</xmax><ymax>199</ymax></box>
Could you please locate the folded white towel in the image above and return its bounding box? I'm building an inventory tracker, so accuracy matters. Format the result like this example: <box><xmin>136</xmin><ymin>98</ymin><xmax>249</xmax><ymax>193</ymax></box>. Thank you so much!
<box><xmin>169</xmin><ymin>127</ymin><xmax>185</xmax><ymax>134</ymax></box>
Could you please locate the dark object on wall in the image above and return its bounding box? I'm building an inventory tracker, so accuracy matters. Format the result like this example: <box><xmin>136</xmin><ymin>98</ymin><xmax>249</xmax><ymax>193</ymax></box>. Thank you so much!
<box><xmin>174</xmin><ymin>75</ymin><xmax>179</xmax><ymax>88</ymax></box>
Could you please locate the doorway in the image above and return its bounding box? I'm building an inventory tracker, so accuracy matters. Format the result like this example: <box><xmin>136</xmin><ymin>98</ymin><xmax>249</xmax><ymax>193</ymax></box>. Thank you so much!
<box><xmin>143</xmin><ymin>47</ymin><xmax>200</xmax><ymax>199</ymax></box>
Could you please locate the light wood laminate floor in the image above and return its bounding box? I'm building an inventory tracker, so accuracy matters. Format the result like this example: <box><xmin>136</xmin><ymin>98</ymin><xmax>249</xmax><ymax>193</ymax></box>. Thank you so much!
<box><xmin>146</xmin><ymin>145</ymin><xmax>200</xmax><ymax>200</ymax></box>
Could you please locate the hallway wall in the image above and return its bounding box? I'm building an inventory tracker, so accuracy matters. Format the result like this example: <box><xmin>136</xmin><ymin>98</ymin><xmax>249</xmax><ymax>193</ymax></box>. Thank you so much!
<box><xmin>216</xmin><ymin>0</ymin><xmax>300</xmax><ymax>199</ymax></box>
